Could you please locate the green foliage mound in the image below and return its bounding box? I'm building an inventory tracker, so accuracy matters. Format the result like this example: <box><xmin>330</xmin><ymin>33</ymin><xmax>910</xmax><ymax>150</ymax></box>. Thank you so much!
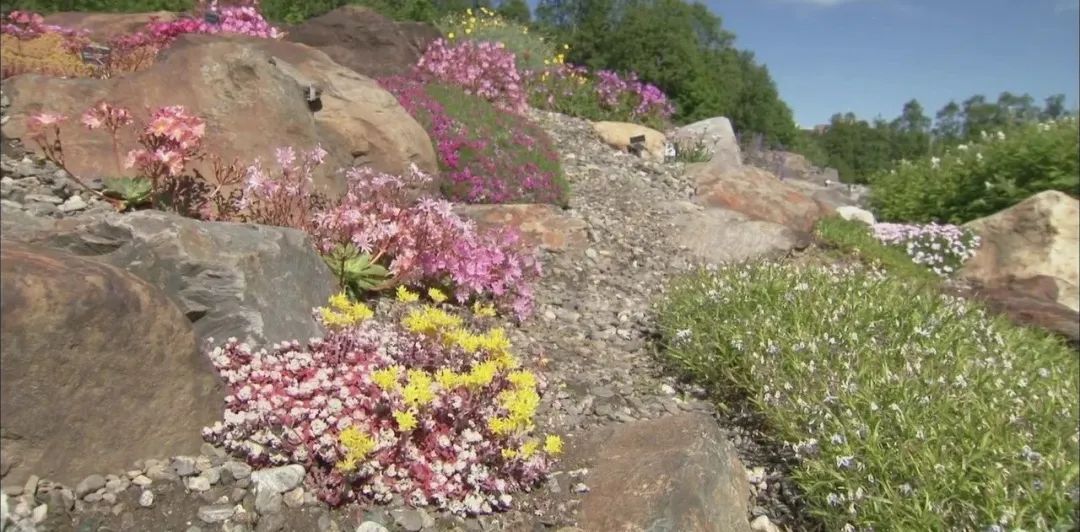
<box><xmin>868</xmin><ymin>117</ymin><xmax>1079</xmax><ymax>224</ymax></box>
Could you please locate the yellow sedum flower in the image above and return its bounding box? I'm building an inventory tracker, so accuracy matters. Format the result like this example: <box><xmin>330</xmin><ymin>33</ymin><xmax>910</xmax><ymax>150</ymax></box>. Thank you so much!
<box><xmin>501</xmin><ymin>447</ymin><xmax>518</xmax><ymax>459</ymax></box>
<box><xmin>447</xmin><ymin>31</ymin><xmax>455</xmax><ymax>39</ymax></box>
<box><xmin>393</xmin><ymin>409</ymin><xmax>418</xmax><ymax>431</ymax></box>
<box><xmin>372</xmin><ymin>365</ymin><xmax>402</xmax><ymax>393</ymax></box>
<box><xmin>403</xmin><ymin>369</ymin><xmax>436</xmax><ymax>407</ymax></box>
<box><xmin>520</xmin><ymin>439</ymin><xmax>539</xmax><ymax>459</ymax></box>
<box><xmin>319</xmin><ymin>292</ymin><xmax>374</xmax><ymax>328</ymax></box>
<box><xmin>472</xmin><ymin>301</ymin><xmax>497</xmax><ymax>318</ymax></box>
<box><xmin>508</xmin><ymin>370</ymin><xmax>537</xmax><ymax>390</ymax></box>
<box><xmin>428</xmin><ymin>287</ymin><xmax>448</xmax><ymax>304</ymax></box>
<box><xmin>396</xmin><ymin>286</ymin><xmax>420</xmax><ymax>303</ymax></box>
<box><xmin>402</xmin><ymin>305</ymin><xmax>463</xmax><ymax>335</ymax></box>
<box><xmin>544</xmin><ymin>435</ymin><xmax>564</xmax><ymax>455</ymax></box>
<box><xmin>336</xmin><ymin>426</ymin><xmax>375</xmax><ymax>472</ymax></box>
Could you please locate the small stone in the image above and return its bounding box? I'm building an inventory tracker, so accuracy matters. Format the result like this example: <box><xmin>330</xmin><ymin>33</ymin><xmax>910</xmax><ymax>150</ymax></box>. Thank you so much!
<box><xmin>101</xmin><ymin>492</ymin><xmax>116</xmax><ymax>504</ymax></box>
<box><xmin>172</xmin><ymin>456</ymin><xmax>198</xmax><ymax>477</ymax></box>
<box><xmin>203</xmin><ymin>467</ymin><xmax>221</xmax><ymax>485</ymax></box>
<box><xmin>126</xmin><ymin>470</ymin><xmax>143</xmax><ymax>479</ymax></box>
<box><xmin>23</xmin><ymin>193</ymin><xmax>62</xmax><ymax>205</ymax></box>
<box><xmin>111</xmin><ymin>503</ymin><xmax>125</xmax><ymax>516</ymax></box>
<box><xmin>355</xmin><ymin>521</ymin><xmax>389</xmax><ymax>532</ymax></box>
<box><xmin>132</xmin><ymin>475</ymin><xmax>152</xmax><ymax>487</ymax></box>
<box><xmin>571</xmin><ymin>483</ymin><xmax>590</xmax><ymax>494</ymax></box>
<box><xmin>255</xmin><ymin>513</ymin><xmax>286</xmax><ymax>532</ymax></box>
<box><xmin>105</xmin><ymin>477</ymin><xmax>129</xmax><ymax>493</ymax></box>
<box><xmin>76</xmin><ymin>475</ymin><xmax>106</xmax><ymax>498</ymax></box>
<box><xmin>31</xmin><ymin>503</ymin><xmax>47</xmax><ymax>523</ymax></box>
<box><xmin>251</xmin><ymin>465</ymin><xmax>304</xmax><ymax>494</ymax></box>
<box><xmin>47</xmin><ymin>487</ymin><xmax>75</xmax><ymax>512</ymax></box>
<box><xmin>660</xmin><ymin>384</ymin><xmax>676</xmax><ymax>395</ymax></box>
<box><xmin>750</xmin><ymin>515</ymin><xmax>779</xmax><ymax>532</ymax></box>
<box><xmin>58</xmin><ymin>195</ymin><xmax>87</xmax><ymax>212</ymax></box>
<box><xmin>187</xmin><ymin>475</ymin><xmax>211</xmax><ymax>492</ymax></box>
<box><xmin>746</xmin><ymin>466</ymin><xmax>766</xmax><ymax>486</ymax></box>
<box><xmin>230</xmin><ymin>487</ymin><xmax>247</xmax><ymax>503</ymax></box>
<box><xmin>392</xmin><ymin>508</ymin><xmax>425</xmax><ymax>531</ymax></box>
<box><xmin>223</xmin><ymin>461</ymin><xmax>252</xmax><ymax>480</ymax></box>
<box><xmin>197</xmin><ymin>503</ymin><xmax>236</xmax><ymax>524</ymax></box>
<box><xmin>22</xmin><ymin>475</ymin><xmax>39</xmax><ymax>497</ymax></box>
<box><xmin>283</xmin><ymin>487</ymin><xmax>304</xmax><ymax>508</ymax></box>
<box><xmin>84</xmin><ymin>491</ymin><xmax>103</xmax><ymax>503</ymax></box>
<box><xmin>139</xmin><ymin>490</ymin><xmax>154</xmax><ymax>508</ymax></box>
<box><xmin>146</xmin><ymin>463</ymin><xmax>177</xmax><ymax>482</ymax></box>
<box><xmin>585</xmin><ymin>248</ymin><xmax>598</xmax><ymax>259</ymax></box>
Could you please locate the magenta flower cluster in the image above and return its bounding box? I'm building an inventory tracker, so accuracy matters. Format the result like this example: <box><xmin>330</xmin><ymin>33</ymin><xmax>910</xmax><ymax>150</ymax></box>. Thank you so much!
<box><xmin>415</xmin><ymin>38</ymin><xmax>527</xmax><ymax>114</ymax></box>
<box><xmin>594</xmin><ymin>69</ymin><xmax>675</xmax><ymax>123</ymax></box>
<box><xmin>139</xmin><ymin>0</ymin><xmax>284</xmax><ymax>46</ymax></box>
<box><xmin>311</xmin><ymin>164</ymin><xmax>540</xmax><ymax>320</ymax></box>
<box><xmin>203</xmin><ymin>319</ymin><xmax>555</xmax><ymax>513</ymax></box>
<box><xmin>0</xmin><ymin>10</ymin><xmax>84</xmax><ymax>42</ymax></box>
<box><xmin>871</xmin><ymin>222</ymin><xmax>982</xmax><ymax>276</ymax></box>
<box><xmin>379</xmin><ymin>75</ymin><xmax>566</xmax><ymax>206</ymax></box>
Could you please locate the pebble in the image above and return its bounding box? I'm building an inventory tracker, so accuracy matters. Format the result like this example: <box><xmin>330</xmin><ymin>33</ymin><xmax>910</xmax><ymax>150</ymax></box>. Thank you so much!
<box><xmin>187</xmin><ymin>475</ymin><xmax>211</xmax><ymax>492</ymax></box>
<box><xmin>255</xmin><ymin>489</ymin><xmax>282</xmax><ymax>515</ymax></box>
<box><xmin>251</xmin><ymin>464</ymin><xmax>304</xmax><ymax>494</ymax></box>
<box><xmin>75</xmin><ymin>475</ymin><xmax>106</xmax><ymax>498</ymax></box>
<box><xmin>223</xmin><ymin>461</ymin><xmax>252</xmax><ymax>480</ymax></box>
<box><xmin>355</xmin><ymin>522</ymin><xmax>389</xmax><ymax>532</ymax></box>
<box><xmin>283</xmin><ymin>487</ymin><xmax>305</xmax><ymax>508</ymax></box>
<box><xmin>172</xmin><ymin>456</ymin><xmax>198</xmax><ymax>477</ymax></box>
<box><xmin>198</xmin><ymin>503</ymin><xmax>236</xmax><ymax>523</ymax></box>
<box><xmin>139</xmin><ymin>489</ymin><xmax>154</xmax><ymax>508</ymax></box>
<box><xmin>30</xmin><ymin>503</ymin><xmax>47</xmax><ymax>523</ymax></box>
<box><xmin>132</xmin><ymin>474</ymin><xmax>153</xmax><ymax>487</ymax></box>
<box><xmin>750</xmin><ymin>514</ymin><xmax>780</xmax><ymax>532</ymax></box>
<box><xmin>392</xmin><ymin>508</ymin><xmax>425</xmax><ymax>531</ymax></box>
<box><xmin>58</xmin><ymin>195</ymin><xmax>87</xmax><ymax>212</ymax></box>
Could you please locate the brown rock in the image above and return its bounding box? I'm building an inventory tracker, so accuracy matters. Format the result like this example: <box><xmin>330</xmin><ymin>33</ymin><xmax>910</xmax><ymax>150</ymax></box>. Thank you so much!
<box><xmin>690</xmin><ymin>161</ymin><xmax>834</xmax><ymax>232</ymax></box>
<box><xmin>950</xmin><ymin>276</ymin><xmax>1080</xmax><ymax>348</ymax></box>
<box><xmin>566</xmin><ymin>413</ymin><xmax>752</xmax><ymax>532</ymax></box>
<box><xmin>285</xmin><ymin>6</ymin><xmax>441</xmax><ymax>78</ymax></box>
<box><xmin>673</xmin><ymin>207</ymin><xmax>812</xmax><ymax>265</ymax></box>
<box><xmin>0</xmin><ymin>242</ymin><xmax>224</xmax><ymax>488</ymax></box>
<box><xmin>961</xmin><ymin>190</ymin><xmax>1080</xmax><ymax>311</ymax></box>
<box><xmin>42</xmin><ymin>11</ymin><xmax>179</xmax><ymax>44</ymax></box>
<box><xmin>454</xmin><ymin>204</ymin><xmax>588</xmax><ymax>252</ymax></box>
<box><xmin>592</xmin><ymin>121</ymin><xmax>667</xmax><ymax>161</ymax></box>
<box><xmin>1</xmin><ymin>33</ymin><xmax>436</xmax><ymax>198</ymax></box>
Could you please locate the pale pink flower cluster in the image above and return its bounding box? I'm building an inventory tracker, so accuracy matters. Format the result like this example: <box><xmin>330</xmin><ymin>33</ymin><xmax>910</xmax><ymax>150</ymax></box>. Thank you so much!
<box><xmin>202</xmin><ymin>319</ymin><xmax>554</xmax><ymax>513</ymax></box>
<box><xmin>311</xmin><ymin>165</ymin><xmax>540</xmax><ymax>320</ymax></box>
<box><xmin>239</xmin><ymin>146</ymin><xmax>328</xmax><ymax>230</ymax></box>
<box><xmin>125</xmin><ymin>105</ymin><xmax>206</xmax><ymax>178</ymax></box>
<box><xmin>416</xmin><ymin>39</ymin><xmax>527</xmax><ymax>114</ymax></box>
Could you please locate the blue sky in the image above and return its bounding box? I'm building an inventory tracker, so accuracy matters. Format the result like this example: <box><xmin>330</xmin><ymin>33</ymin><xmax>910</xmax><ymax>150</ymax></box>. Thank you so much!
<box><xmin>524</xmin><ymin>0</ymin><xmax>1080</xmax><ymax>127</ymax></box>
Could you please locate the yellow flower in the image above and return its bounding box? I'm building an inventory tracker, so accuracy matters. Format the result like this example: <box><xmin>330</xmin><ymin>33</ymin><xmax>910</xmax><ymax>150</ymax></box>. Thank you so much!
<box><xmin>393</xmin><ymin>409</ymin><xmax>418</xmax><ymax>431</ymax></box>
<box><xmin>448</xmin><ymin>31</ymin><xmax>455</xmax><ymax>39</ymax></box>
<box><xmin>507</xmin><ymin>370</ymin><xmax>537</xmax><ymax>390</ymax></box>
<box><xmin>435</xmin><ymin>368</ymin><xmax>465</xmax><ymax>390</ymax></box>
<box><xmin>465</xmin><ymin>27</ymin><xmax>472</xmax><ymax>35</ymax></box>
<box><xmin>520</xmin><ymin>439</ymin><xmax>539</xmax><ymax>458</ymax></box>
<box><xmin>428</xmin><ymin>287</ymin><xmax>448</xmax><ymax>304</ymax></box>
<box><xmin>472</xmin><ymin>301</ymin><xmax>497</xmax><ymax>318</ymax></box>
<box><xmin>372</xmin><ymin>366</ymin><xmax>401</xmax><ymax>392</ymax></box>
<box><xmin>319</xmin><ymin>292</ymin><xmax>374</xmax><ymax>328</ymax></box>
<box><xmin>544</xmin><ymin>435</ymin><xmax>564</xmax><ymax>455</ymax></box>
<box><xmin>501</xmin><ymin>447</ymin><xmax>518</xmax><ymax>459</ymax></box>
<box><xmin>336</xmin><ymin>426</ymin><xmax>376</xmax><ymax>471</ymax></box>
<box><xmin>466</xmin><ymin>7</ymin><xmax>472</xmax><ymax>15</ymax></box>
<box><xmin>396</xmin><ymin>286</ymin><xmax>420</xmax><ymax>303</ymax></box>
<box><xmin>465</xmin><ymin>360</ymin><xmax>499</xmax><ymax>389</ymax></box>
<box><xmin>402</xmin><ymin>305</ymin><xmax>463</xmax><ymax>335</ymax></box>
<box><xmin>563</xmin><ymin>43</ymin><xmax>570</xmax><ymax>50</ymax></box>
<box><xmin>403</xmin><ymin>369</ymin><xmax>436</xmax><ymax>407</ymax></box>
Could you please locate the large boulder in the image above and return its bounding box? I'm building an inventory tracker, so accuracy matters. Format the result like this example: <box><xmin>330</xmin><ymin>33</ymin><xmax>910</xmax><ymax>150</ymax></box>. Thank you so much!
<box><xmin>286</xmin><ymin>6</ymin><xmax>441</xmax><ymax>78</ymax></box>
<box><xmin>0</xmin><ymin>241</ymin><xmax>223</xmax><ymax>488</ymax></box>
<box><xmin>960</xmin><ymin>191</ymin><xmax>1080</xmax><ymax>312</ymax></box>
<box><xmin>566</xmin><ymin>413</ymin><xmax>752</xmax><ymax>532</ymax></box>
<box><xmin>670</xmin><ymin>116</ymin><xmax>741</xmax><ymax>170</ymax></box>
<box><xmin>592</xmin><ymin>121</ymin><xmax>667</xmax><ymax>161</ymax></box>
<box><xmin>690</xmin><ymin>161</ymin><xmax>834</xmax><ymax>233</ymax></box>
<box><xmin>966</xmin><ymin>276</ymin><xmax>1080</xmax><ymax>348</ymax></box>
<box><xmin>6</xmin><ymin>210</ymin><xmax>338</xmax><ymax>347</ymax></box>
<box><xmin>454</xmin><ymin>204</ymin><xmax>588</xmax><ymax>252</ymax></box>
<box><xmin>670</xmin><ymin>203</ymin><xmax>811</xmax><ymax>265</ymax></box>
<box><xmin>42</xmin><ymin>11</ymin><xmax>180</xmax><ymax>43</ymax></box>
<box><xmin>1</xmin><ymin>34</ymin><xmax>437</xmax><ymax>198</ymax></box>
<box><xmin>745</xmin><ymin>149</ymin><xmax>839</xmax><ymax>186</ymax></box>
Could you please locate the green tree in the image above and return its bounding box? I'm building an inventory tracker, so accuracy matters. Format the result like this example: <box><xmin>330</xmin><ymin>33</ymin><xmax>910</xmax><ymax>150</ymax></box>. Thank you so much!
<box><xmin>495</xmin><ymin>0</ymin><xmax>530</xmax><ymax>23</ymax></box>
<box><xmin>1041</xmin><ymin>93</ymin><xmax>1068</xmax><ymax>120</ymax></box>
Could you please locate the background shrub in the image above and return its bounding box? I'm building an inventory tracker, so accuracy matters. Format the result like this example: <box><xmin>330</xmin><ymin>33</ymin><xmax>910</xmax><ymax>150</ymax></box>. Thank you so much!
<box><xmin>868</xmin><ymin>117</ymin><xmax>1080</xmax><ymax>224</ymax></box>
<box><xmin>380</xmin><ymin>75</ymin><xmax>567</xmax><ymax>207</ymax></box>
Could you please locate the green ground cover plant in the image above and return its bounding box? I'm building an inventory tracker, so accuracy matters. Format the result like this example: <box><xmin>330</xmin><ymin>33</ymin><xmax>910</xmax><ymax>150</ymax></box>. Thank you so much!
<box><xmin>657</xmin><ymin>260</ymin><xmax>1079</xmax><ymax>531</ymax></box>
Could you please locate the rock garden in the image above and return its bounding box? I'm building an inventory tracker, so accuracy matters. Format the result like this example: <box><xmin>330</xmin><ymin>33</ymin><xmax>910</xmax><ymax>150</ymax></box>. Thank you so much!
<box><xmin>0</xmin><ymin>3</ymin><xmax>1077</xmax><ymax>532</ymax></box>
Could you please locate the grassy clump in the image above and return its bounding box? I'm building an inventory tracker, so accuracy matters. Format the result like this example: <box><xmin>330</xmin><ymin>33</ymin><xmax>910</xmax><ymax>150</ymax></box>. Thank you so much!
<box><xmin>657</xmin><ymin>260</ymin><xmax>1079</xmax><ymax>530</ymax></box>
<box><xmin>869</xmin><ymin>117</ymin><xmax>1079</xmax><ymax>224</ymax></box>
<box><xmin>0</xmin><ymin>32</ymin><xmax>94</xmax><ymax>79</ymax></box>
<box><xmin>436</xmin><ymin>7</ymin><xmax>561</xmax><ymax>73</ymax></box>
<box><xmin>813</xmin><ymin>216</ymin><xmax>941</xmax><ymax>284</ymax></box>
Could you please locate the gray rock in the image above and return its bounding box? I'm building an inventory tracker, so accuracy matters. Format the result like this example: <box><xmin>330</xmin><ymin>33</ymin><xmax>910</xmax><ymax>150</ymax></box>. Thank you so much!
<box><xmin>283</xmin><ymin>487</ymin><xmax>304</xmax><ymax>508</ymax></box>
<box><xmin>105</xmin><ymin>477</ymin><xmax>129</xmax><ymax>494</ymax></box>
<box><xmin>22</xmin><ymin>193</ymin><xmax>62</xmax><ymax>205</ymax></box>
<box><xmin>255</xmin><ymin>513</ymin><xmax>286</xmax><ymax>532</ymax></box>
<box><xmin>392</xmin><ymin>508</ymin><xmax>425</xmax><ymax>531</ymax></box>
<box><xmin>750</xmin><ymin>515</ymin><xmax>779</xmax><ymax>532</ymax></box>
<box><xmin>670</xmin><ymin>116</ymin><xmax>741</xmax><ymax>170</ymax></box>
<box><xmin>672</xmin><ymin>208</ymin><xmax>810</xmax><ymax>266</ymax></box>
<box><xmin>198</xmin><ymin>504</ymin><xmax>236</xmax><ymax>523</ymax></box>
<box><xmin>223</xmin><ymin>461</ymin><xmax>252</xmax><ymax>480</ymax></box>
<box><xmin>14</xmin><ymin>210</ymin><xmax>337</xmax><ymax>346</ymax></box>
<box><xmin>254</xmin><ymin>489</ymin><xmax>282</xmax><ymax>515</ymax></box>
<box><xmin>131</xmin><ymin>475</ymin><xmax>152</xmax><ymax>487</ymax></box>
<box><xmin>172</xmin><ymin>456</ymin><xmax>198</xmax><ymax>477</ymax></box>
<box><xmin>251</xmin><ymin>465</ymin><xmax>305</xmax><ymax>495</ymax></box>
<box><xmin>30</xmin><ymin>504</ymin><xmax>46</xmax><ymax>524</ymax></box>
<box><xmin>187</xmin><ymin>476</ymin><xmax>212</xmax><ymax>492</ymax></box>
<box><xmin>58</xmin><ymin>195</ymin><xmax>87</xmax><ymax>213</ymax></box>
<box><xmin>75</xmin><ymin>475</ymin><xmax>106</xmax><ymax>498</ymax></box>
<box><xmin>355</xmin><ymin>521</ymin><xmax>389</xmax><ymax>532</ymax></box>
